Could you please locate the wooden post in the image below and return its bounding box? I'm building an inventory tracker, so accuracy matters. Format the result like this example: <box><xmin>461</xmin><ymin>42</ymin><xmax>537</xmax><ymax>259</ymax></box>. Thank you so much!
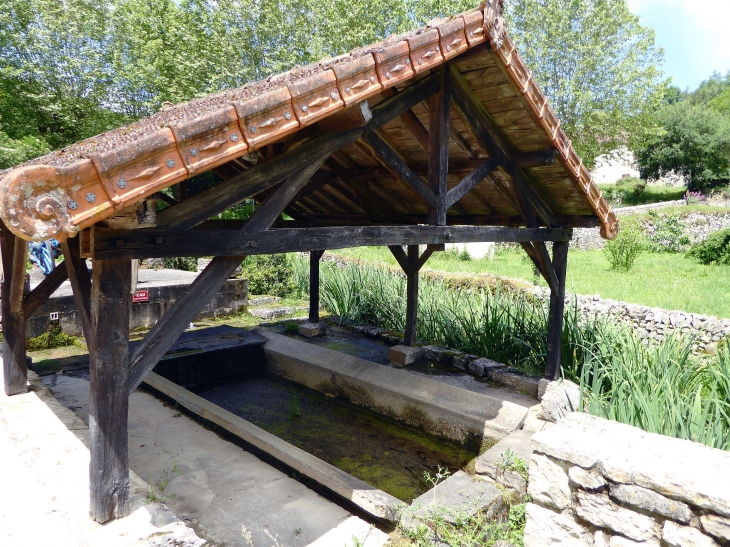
<box><xmin>1</xmin><ymin>231</ymin><xmax>29</xmax><ymax>396</ymax></box>
<box><xmin>89</xmin><ymin>259</ymin><xmax>131</xmax><ymax>523</ymax></box>
<box><xmin>404</xmin><ymin>245</ymin><xmax>420</xmax><ymax>346</ymax></box>
<box><xmin>428</xmin><ymin>67</ymin><xmax>451</xmax><ymax>226</ymax></box>
<box><xmin>309</xmin><ymin>250</ymin><xmax>324</xmax><ymax>324</ymax></box>
<box><xmin>545</xmin><ymin>241</ymin><xmax>569</xmax><ymax>381</ymax></box>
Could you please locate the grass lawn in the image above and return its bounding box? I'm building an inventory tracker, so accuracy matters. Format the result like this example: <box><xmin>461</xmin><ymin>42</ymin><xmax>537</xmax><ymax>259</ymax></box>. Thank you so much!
<box><xmin>332</xmin><ymin>246</ymin><xmax>730</xmax><ymax>318</ymax></box>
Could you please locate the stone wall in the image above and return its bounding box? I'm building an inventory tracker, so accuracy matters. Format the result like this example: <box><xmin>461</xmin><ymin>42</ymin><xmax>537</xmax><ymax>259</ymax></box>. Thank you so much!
<box><xmin>571</xmin><ymin>205</ymin><xmax>730</xmax><ymax>251</ymax></box>
<box><xmin>524</xmin><ymin>413</ymin><xmax>730</xmax><ymax>547</ymax></box>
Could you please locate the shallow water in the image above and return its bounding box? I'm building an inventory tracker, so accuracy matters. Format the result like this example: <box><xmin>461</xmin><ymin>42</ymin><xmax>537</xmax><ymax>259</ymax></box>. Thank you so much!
<box><xmin>198</xmin><ymin>375</ymin><xmax>480</xmax><ymax>502</ymax></box>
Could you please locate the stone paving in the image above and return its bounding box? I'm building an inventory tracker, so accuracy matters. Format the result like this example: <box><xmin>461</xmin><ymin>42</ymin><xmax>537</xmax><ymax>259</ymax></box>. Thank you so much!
<box><xmin>0</xmin><ymin>366</ymin><xmax>388</xmax><ymax>547</ymax></box>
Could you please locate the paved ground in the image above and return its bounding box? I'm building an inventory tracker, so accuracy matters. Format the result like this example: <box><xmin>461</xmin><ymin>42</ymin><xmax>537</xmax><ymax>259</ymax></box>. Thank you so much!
<box><xmin>0</xmin><ymin>367</ymin><xmax>388</xmax><ymax>547</ymax></box>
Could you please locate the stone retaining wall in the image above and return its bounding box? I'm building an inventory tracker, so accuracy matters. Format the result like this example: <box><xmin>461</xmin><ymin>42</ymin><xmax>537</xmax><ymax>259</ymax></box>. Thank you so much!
<box><xmin>524</xmin><ymin>413</ymin><xmax>730</xmax><ymax>547</ymax></box>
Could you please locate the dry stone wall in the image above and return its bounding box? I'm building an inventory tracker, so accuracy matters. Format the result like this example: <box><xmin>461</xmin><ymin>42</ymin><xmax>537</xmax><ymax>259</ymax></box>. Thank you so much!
<box><xmin>524</xmin><ymin>413</ymin><xmax>730</xmax><ymax>547</ymax></box>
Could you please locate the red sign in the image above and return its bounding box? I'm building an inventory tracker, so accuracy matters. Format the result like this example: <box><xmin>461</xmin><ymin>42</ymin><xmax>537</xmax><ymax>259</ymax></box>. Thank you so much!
<box><xmin>132</xmin><ymin>290</ymin><xmax>149</xmax><ymax>303</ymax></box>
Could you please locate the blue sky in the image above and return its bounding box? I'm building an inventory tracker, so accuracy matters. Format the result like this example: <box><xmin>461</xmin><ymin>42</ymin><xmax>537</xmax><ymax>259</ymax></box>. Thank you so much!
<box><xmin>628</xmin><ymin>0</ymin><xmax>730</xmax><ymax>91</ymax></box>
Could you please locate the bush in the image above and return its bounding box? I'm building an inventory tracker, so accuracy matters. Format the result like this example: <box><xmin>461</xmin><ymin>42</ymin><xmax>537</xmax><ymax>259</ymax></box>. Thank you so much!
<box><xmin>686</xmin><ymin>229</ymin><xmax>730</xmax><ymax>265</ymax></box>
<box><xmin>240</xmin><ymin>254</ymin><xmax>295</xmax><ymax>296</ymax></box>
<box><xmin>27</xmin><ymin>323</ymin><xmax>76</xmax><ymax>351</ymax></box>
<box><xmin>603</xmin><ymin>221</ymin><xmax>645</xmax><ymax>270</ymax></box>
<box><xmin>163</xmin><ymin>257</ymin><xmax>197</xmax><ymax>271</ymax></box>
<box><xmin>645</xmin><ymin>211</ymin><xmax>689</xmax><ymax>252</ymax></box>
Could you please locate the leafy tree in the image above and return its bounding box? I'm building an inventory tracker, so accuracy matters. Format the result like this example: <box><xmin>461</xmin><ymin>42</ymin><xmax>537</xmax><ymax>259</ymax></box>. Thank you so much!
<box><xmin>635</xmin><ymin>103</ymin><xmax>730</xmax><ymax>192</ymax></box>
<box><xmin>505</xmin><ymin>0</ymin><xmax>665</xmax><ymax>166</ymax></box>
<box><xmin>689</xmin><ymin>70</ymin><xmax>730</xmax><ymax>105</ymax></box>
<box><xmin>709</xmin><ymin>88</ymin><xmax>730</xmax><ymax>116</ymax></box>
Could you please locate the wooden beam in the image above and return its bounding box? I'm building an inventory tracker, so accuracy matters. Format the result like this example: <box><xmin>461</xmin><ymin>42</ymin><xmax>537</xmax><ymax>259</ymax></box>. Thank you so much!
<box><xmin>126</xmin><ymin>155</ymin><xmax>329</xmax><ymax>394</ymax></box>
<box><xmin>156</xmin><ymin>74</ymin><xmax>439</xmax><ymax>230</ymax></box>
<box><xmin>445</xmin><ymin>158</ymin><xmax>500</xmax><ymax>208</ymax></box>
<box><xmin>387</xmin><ymin>245</ymin><xmax>411</xmax><ymax>275</ymax></box>
<box><xmin>89</xmin><ymin>258</ymin><xmax>131</xmax><ymax>523</ymax></box>
<box><xmin>62</xmin><ymin>236</ymin><xmax>93</xmax><ymax>343</ymax></box>
<box><xmin>93</xmin><ymin>225</ymin><xmax>572</xmax><ymax>260</ymax></box>
<box><xmin>9</xmin><ymin>238</ymin><xmax>28</xmax><ymax>315</ymax></box>
<box><xmin>545</xmin><ymin>241</ymin><xmax>569</xmax><ymax>381</ymax></box>
<box><xmin>449</xmin><ymin>66</ymin><xmax>559</xmax><ymax>228</ymax></box>
<box><xmin>381</xmin><ymin>87</ymin><xmax>430</xmax><ymax>152</ymax></box>
<box><xmin>361</xmin><ymin>131</ymin><xmax>437</xmax><ymax>208</ymax></box>
<box><xmin>1</xmin><ymin>230</ymin><xmax>27</xmax><ymax>395</ymax></box>
<box><xmin>23</xmin><ymin>264</ymin><xmax>69</xmax><ymax>317</ymax></box>
<box><xmin>428</xmin><ymin>67</ymin><xmax>451</xmax><ymax>226</ymax></box>
<box><xmin>309</xmin><ymin>250</ymin><xmax>324</xmax><ymax>323</ymax></box>
<box><xmin>404</xmin><ymin>245</ymin><xmax>420</xmax><ymax>346</ymax></box>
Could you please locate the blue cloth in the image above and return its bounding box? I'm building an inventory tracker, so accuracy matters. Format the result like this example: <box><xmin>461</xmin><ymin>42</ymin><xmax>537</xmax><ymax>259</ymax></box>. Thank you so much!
<box><xmin>28</xmin><ymin>239</ymin><xmax>59</xmax><ymax>275</ymax></box>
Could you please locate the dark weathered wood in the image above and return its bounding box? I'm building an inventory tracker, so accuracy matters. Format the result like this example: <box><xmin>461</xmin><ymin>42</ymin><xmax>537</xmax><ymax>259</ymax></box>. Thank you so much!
<box><xmin>1</xmin><ymin>231</ymin><xmax>27</xmax><ymax>395</ymax></box>
<box><xmin>9</xmin><ymin>237</ymin><xmax>28</xmax><ymax>315</ymax></box>
<box><xmin>545</xmin><ymin>240</ymin><xmax>569</xmax><ymax>381</ymax></box>
<box><xmin>388</xmin><ymin>245</ymin><xmax>411</xmax><ymax>275</ymax></box>
<box><xmin>62</xmin><ymin>236</ymin><xmax>93</xmax><ymax>343</ymax></box>
<box><xmin>381</xmin><ymin>87</ymin><xmax>430</xmax><ymax>152</ymax></box>
<box><xmin>449</xmin><ymin>66</ymin><xmax>559</xmax><ymax>229</ymax></box>
<box><xmin>309</xmin><ymin>250</ymin><xmax>324</xmax><ymax>323</ymax></box>
<box><xmin>93</xmin><ymin>225</ymin><xmax>573</xmax><ymax>260</ymax></box>
<box><xmin>156</xmin><ymin>73</ymin><xmax>439</xmax><ymax>230</ymax></box>
<box><xmin>127</xmin><ymin>155</ymin><xmax>329</xmax><ymax>394</ymax></box>
<box><xmin>361</xmin><ymin>131</ymin><xmax>437</xmax><ymax>208</ymax></box>
<box><xmin>445</xmin><ymin>158</ymin><xmax>500</xmax><ymax>208</ymax></box>
<box><xmin>404</xmin><ymin>245</ymin><xmax>420</xmax><ymax>346</ymax></box>
<box><xmin>89</xmin><ymin>258</ymin><xmax>131</xmax><ymax>523</ymax></box>
<box><xmin>428</xmin><ymin>67</ymin><xmax>451</xmax><ymax>225</ymax></box>
<box><xmin>512</xmin><ymin>149</ymin><xmax>557</xmax><ymax>169</ymax></box>
<box><xmin>23</xmin><ymin>264</ymin><xmax>69</xmax><ymax>317</ymax></box>
<box><xmin>417</xmin><ymin>248</ymin><xmax>435</xmax><ymax>271</ymax></box>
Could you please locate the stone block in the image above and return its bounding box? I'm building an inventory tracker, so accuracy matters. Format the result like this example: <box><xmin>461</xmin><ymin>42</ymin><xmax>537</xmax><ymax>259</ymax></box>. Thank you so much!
<box><xmin>701</xmin><ymin>515</ymin><xmax>730</xmax><ymax>542</ymax></box>
<box><xmin>388</xmin><ymin>345</ymin><xmax>424</xmax><ymax>366</ymax></box>
<box><xmin>569</xmin><ymin>466</ymin><xmax>606</xmax><ymax>490</ymax></box>
<box><xmin>574</xmin><ymin>491</ymin><xmax>661</xmax><ymax>542</ymax></box>
<box><xmin>531</xmin><ymin>413</ymin><xmax>730</xmax><ymax>518</ymax></box>
<box><xmin>528</xmin><ymin>453</ymin><xmax>571</xmax><ymax>510</ymax></box>
<box><xmin>298</xmin><ymin>321</ymin><xmax>327</xmax><ymax>337</ymax></box>
<box><xmin>488</xmin><ymin>368</ymin><xmax>540</xmax><ymax>397</ymax></box>
<box><xmin>402</xmin><ymin>471</ymin><xmax>502</xmax><ymax>531</ymax></box>
<box><xmin>453</xmin><ymin>353</ymin><xmax>479</xmax><ymax>370</ymax></box>
<box><xmin>663</xmin><ymin>521</ymin><xmax>719</xmax><ymax>547</ymax></box>
<box><xmin>474</xmin><ymin>429</ymin><xmax>533</xmax><ymax>494</ymax></box>
<box><xmin>467</xmin><ymin>357</ymin><xmax>506</xmax><ymax>377</ymax></box>
<box><xmin>610</xmin><ymin>483</ymin><xmax>693</xmax><ymax>523</ymax></box>
<box><xmin>610</xmin><ymin>536</ymin><xmax>660</xmax><ymax>547</ymax></box>
<box><xmin>523</xmin><ymin>503</ymin><xmax>592</xmax><ymax>547</ymax></box>
<box><xmin>538</xmin><ymin>378</ymin><xmax>581</xmax><ymax>422</ymax></box>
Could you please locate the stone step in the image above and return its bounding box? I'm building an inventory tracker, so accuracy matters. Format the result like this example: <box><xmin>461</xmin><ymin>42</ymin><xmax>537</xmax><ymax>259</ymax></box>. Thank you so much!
<box><xmin>247</xmin><ymin>295</ymin><xmax>281</xmax><ymax>306</ymax></box>
<box><xmin>475</xmin><ymin>428</ymin><xmax>535</xmax><ymax>494</ymax></box>
<box><xmin>401</xmin><ymin>470</ymin><xmax>503</xmax><ymax>531</ymax></box>
<box><xmin>248</xmin><ymin>306</ymin><xmax>307</xmax><ymax>319</ymax></box>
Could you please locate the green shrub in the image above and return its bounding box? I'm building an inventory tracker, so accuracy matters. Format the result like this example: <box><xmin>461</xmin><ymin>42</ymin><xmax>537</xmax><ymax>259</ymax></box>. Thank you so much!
<box><xmin>645</xmin><ymin>211</ymin><xmax>690</xmax><ymax>252</ymax></box>
<box><xmin>241</xmin><ymin>254</ymin><xmax>295</xmax><ymax>296</ymax></box>
<box><xmin>458</xmin><ymin>248</ymin><xmax>472</xmax><ymax>261</ymax></box>
<box><xmin>603</xmin><ymin>221</ymin><xmax>645</xmax><ymax>270</ymax></box>
<box><xmin>686</xmin><ymin>228</ymin><xmax>730</xmax><ymax>265</ymax></box>
<box><xmin>27</xmin><ymin>323</ymin><xmax>76</xmax><ymax>351</ymax></box>
<box><xmin>163</xmin><ymin>257</ymin><xmax>197</xmax><ymax>271</ymax></box>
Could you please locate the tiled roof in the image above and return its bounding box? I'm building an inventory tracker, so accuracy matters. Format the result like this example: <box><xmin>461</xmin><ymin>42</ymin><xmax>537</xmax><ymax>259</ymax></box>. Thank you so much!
<box><xmin>0</xmin><ymin>0</ymin><xmax>617</xmax><ymax>242</ymax></box>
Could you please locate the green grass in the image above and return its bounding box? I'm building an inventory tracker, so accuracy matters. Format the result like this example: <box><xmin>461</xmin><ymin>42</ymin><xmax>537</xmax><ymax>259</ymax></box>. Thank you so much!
<box><xmin>624</xmin><ymin>204</ymin><xmax>730</xmax><ymax>220</ymax></box>
<box><xmin>598</xmin><ymin>183</ymin><xmax>686</xmax><ymax>206</ymax></box>
<box><xmin>332</xmin><ymin>247</ymin><xmax>730</xmax><ymax>318</ymax></box>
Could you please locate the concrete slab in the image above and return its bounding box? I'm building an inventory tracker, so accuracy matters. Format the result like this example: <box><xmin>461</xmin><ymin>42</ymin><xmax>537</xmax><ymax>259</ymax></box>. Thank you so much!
<box><xmin>32</xmin><ymin>371</ymin><xmax>389</xmax><ymax>547</ymax></box>
<box><xmin>388</xmin><ymin>345</ymin><xmax>424</xmax><ymax>366</ymax></box>
<box><xmin>402</xmin><ymin>471</ymin><xmax>503</xmax><ymax>531</ymax></box>
<box><xmin>260</xmin><ymin>331</ymin><xmax>529</xmax><ymax>444</ymax></box>
<box><xmin>475</xmin><ymin>428</ymin><xmax>534</xmax><ymax>494</ymax></box>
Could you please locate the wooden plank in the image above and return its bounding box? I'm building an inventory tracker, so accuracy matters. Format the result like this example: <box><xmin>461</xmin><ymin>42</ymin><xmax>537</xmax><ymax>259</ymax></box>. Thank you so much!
<box><xmin>545</xmin><ymin>241</ymin><xmax>569</xmax><ymax>381</ymax></box>
<box><xmin>126</xmin><ymin>155</ymin><xmax>329</xmax><ymax>394</ymax></box>
<box><xmin>445</xmin><ymin>158</ymin><xmax>500</xmax><ymax>208</ymax></box>
<box><xmin>1</xmin><ymin>231</ymin><xmax>27</xmax><ymax>395</ymax></box>
<box><xmin>309</xmin><ymin>250</ymin><xmax>324</xmax><ymax>323</ymax></box>
<box><xmin>450</xmin><ymin>66</ymin><xmax>559</xmax><ymax>228</ymax></box>
<box><xmin>156</xmin><ymin>74</ymin><xmax>439</xmax><ymax>230</ymax></box>
<box><xmin>93</xmin><ymin>226</ymin><xmax>573</xmax><ymax>260</ymax></box>
<box><xmin>361</xmin><ymin>131</ymin><xmax>437</xmax><ymax>208</ymax></box>
<box><xmin>428</xmin><ymin>67</ymin><xmax>451</xmax><ymax>225</ymax></box>
<box><xmin>23</xmin><ymin>264</ymin><xmax>69</xmax><ymax>317</ymax></box>
<box><xmin>404</xmin><ymin>245</ymin><xmax>419</xmax><ymax>346</ymax></box>
<box><xmin>89</xmin><ymin>258</ymin><xmax>131</xmax><ymax>523</ymax></box>
<box><xmin>9</xmin><ymin>238</ymin><xmax>28</xmax><ymax>315</ymax></box>
<box><xmin>62</xmin><ymin>236</ymin><xmax>93</xmax><ymax>343</ymax></box>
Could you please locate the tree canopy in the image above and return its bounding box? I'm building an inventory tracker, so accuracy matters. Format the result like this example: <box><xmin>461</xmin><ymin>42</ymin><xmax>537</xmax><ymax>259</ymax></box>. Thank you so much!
<box><xmin>505</xmin><ymin>0</ymin><xmax>666</xmax><ymax>167</ymax></box>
